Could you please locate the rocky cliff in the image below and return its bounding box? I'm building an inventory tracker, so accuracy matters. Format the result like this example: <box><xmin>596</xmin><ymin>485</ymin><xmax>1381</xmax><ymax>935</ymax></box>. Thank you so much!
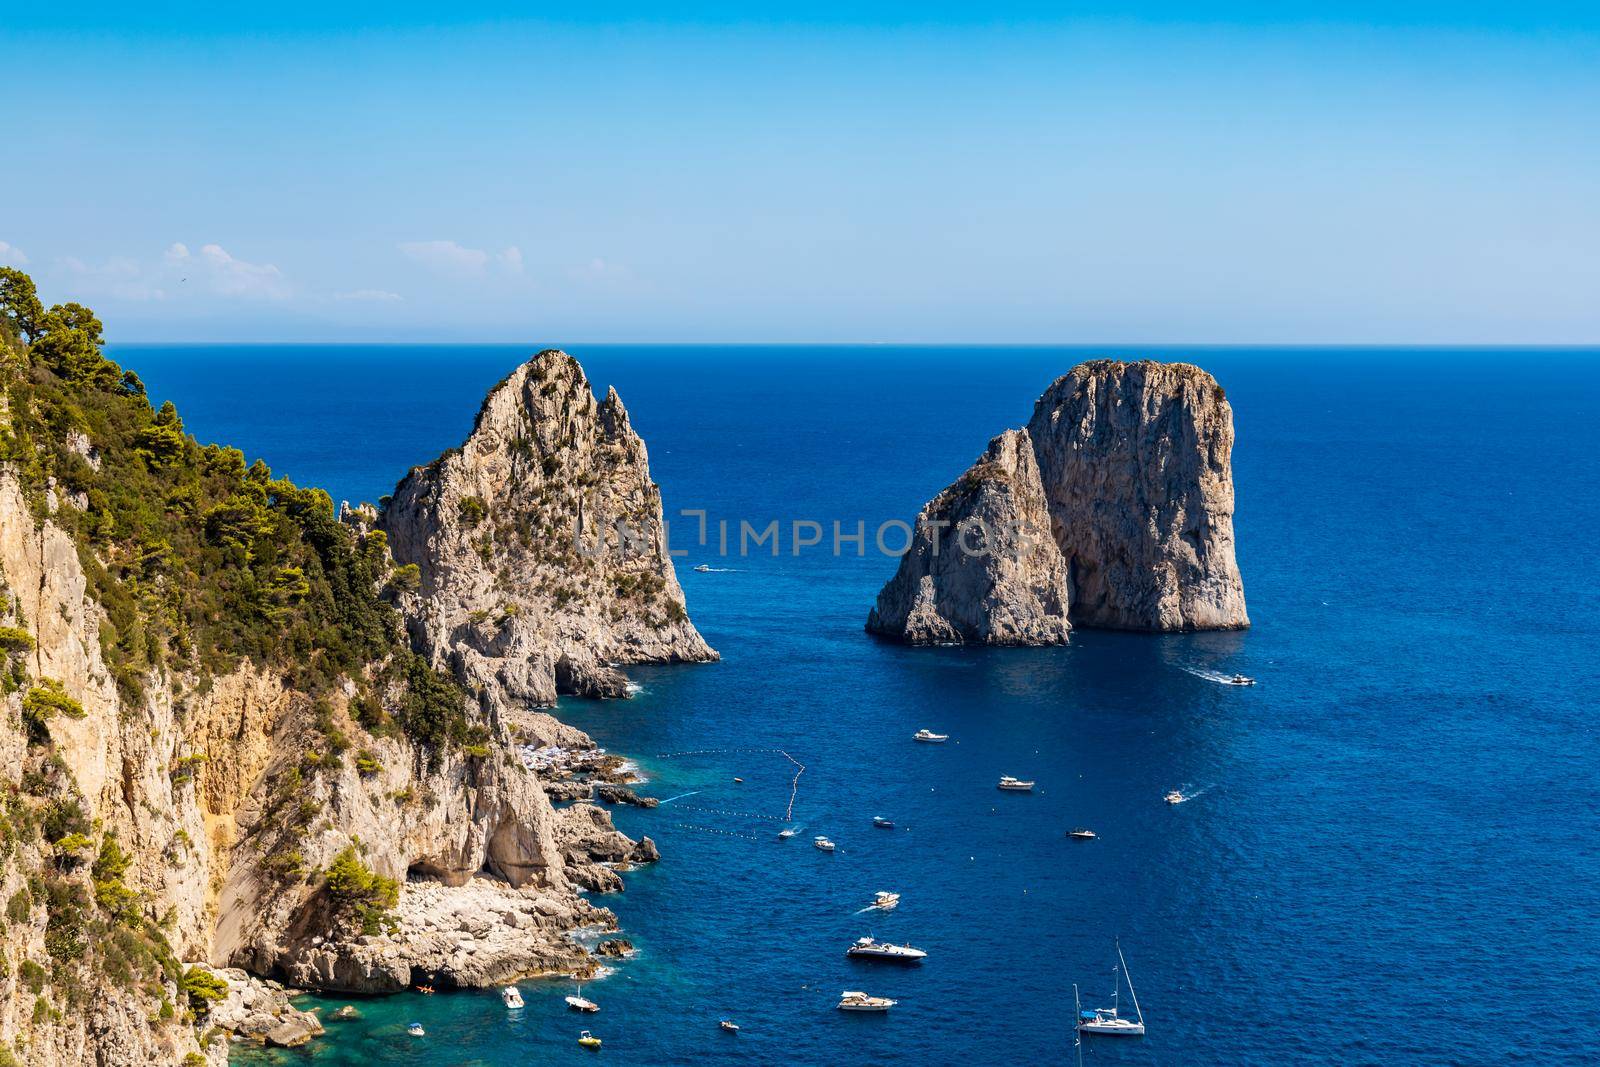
<box><xmin>865</xmin><ymin>430</ymin><xmax>1070</xmax><ymax>645</ymax></box>
<box><xmin>868</xmin><ymin>359</ymin><xmax>1247</xmax><ymax>642</ymax></box>
<box><xmin>1028</xmin><ymin>360</ymin><xmax>1247</xmax><ymax>631</ymax></box>
<box><xmin>381</xmin><ymin>350</ymin><xmax>716</xmax><ymax>716</ymax></box>
<box><xmin>0</xmin><ymin>274</ymin><xmax>672</xmax><ymax>1065</ymax></box>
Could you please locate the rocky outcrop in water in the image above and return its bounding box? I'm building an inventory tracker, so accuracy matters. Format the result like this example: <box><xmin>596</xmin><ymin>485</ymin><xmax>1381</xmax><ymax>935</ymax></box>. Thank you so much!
<box><xmin>865</xmin><ymin>429</ymin><xmax>1069</xmax><ymax>645</ymax></box>
<box><xmin>381</xmin><ymin>351</ymin><xmax>716</xmax><ymax>714</ymax></box>
<box><xmin>1027</xmin><ymin>360</ymin><xmax>1247</xmax><ymax>631</ymax></box>
<box><xmin>868</xmin><ymin>359</ymin><xmax>1247</xmax><ymax>642</ymax></box>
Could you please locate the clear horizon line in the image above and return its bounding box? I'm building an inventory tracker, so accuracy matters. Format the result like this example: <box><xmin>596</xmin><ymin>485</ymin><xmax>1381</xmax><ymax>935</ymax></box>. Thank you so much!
<box><xmin>108</xmin><ymin>339</ymin><xmax>1600</xmax><ymax>350</ymax></box>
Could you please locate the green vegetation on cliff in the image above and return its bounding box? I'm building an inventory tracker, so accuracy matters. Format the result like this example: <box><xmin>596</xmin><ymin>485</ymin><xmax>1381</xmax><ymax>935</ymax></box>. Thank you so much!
<box><xmin>0</xmin><ymin>267</ymin><xmax>468</xmax><ymax>753</ymax></box>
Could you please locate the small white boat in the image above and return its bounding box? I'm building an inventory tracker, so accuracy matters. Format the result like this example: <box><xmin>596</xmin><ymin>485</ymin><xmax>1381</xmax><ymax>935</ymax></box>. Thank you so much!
<box><xmin>871</xmin><ymin>891</ymin><xmax>900</xmax><ymax>910</ymax></box>
<box><xmin>913</xmin><ymin>729</ymin><xmax>949</xmax><ymax>743</ymax></box>
<box><xmin>407</xmin><ymin>1022</ymin><xmax>425</xmax><ymax>1037</ymax></box>
<box><xmin>1223</xmin><ymin>673</ymin><xmax>1255</xmax><ymax>686</ymax></box>
<box><xmin>733</xmin><ymin>776</ymin><xmax>744</xmax><ymax>783</ymax></box>
<box><xmin>814</xmin><ymin>835</ymin><xmax>836</xmax><ymax>852</ymax></box>
<box><xmin>838</xmin><ymin>990</ymin><xmax>898</xmax><ymax>1012</ymax></box>
<box><xmin>719</xmin><ymin>1019</ymin><xmax>740</xmax><ymax>1032</ymax></box>
<box><xmin>566</xmin><ymin>994</ymin><xmax>599</xmax><ymax>1013</ymax></box>
<box><xmin>778</xmin><ymin>827</ymin><xmax>798</xmax><ymax>839</ymax></box>
<box><xmin>1068</xmin><ymin>827</ymin><xmax>1097</xmax><ymax>840</ymax></box>
<box><xmin>998</xmin><ymin>776</ymin><xmax>1035</xmax><ymax>791</ymax></box>
<box><xmin>1077</xmin><ymin>940</ymin><xmax>1146</xmax><ymax>1037</ymax></box>
<box><xmin>1164</xmin><ymin>790</ymin><xmax>1185</xmax><ymax>805</ymax></box>
<box><xmin>694</xmin><ymin>564</ymin><xmax>712</xmax><ymax>572</ymax></box>
<box><xmin>872</xmin><ymin>816</ymin><xmax>895</xmax><ymax>829</ymax></box>
<box><xmin>501</xmin><ymin>986</ymin><xmax>524</xmax><ymax>1009</ymax></box>
<box><xmin>845</xmin><ymin>936</ymin><xmax>927</xmax><ymax>962</ymax></box>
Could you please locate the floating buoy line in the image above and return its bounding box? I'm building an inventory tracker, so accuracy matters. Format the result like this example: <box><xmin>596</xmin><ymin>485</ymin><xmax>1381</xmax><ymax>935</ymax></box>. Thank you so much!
<box><xmin>672</xmin><ymin>823</ymin><xmax>762</xmax><ymax>842</ymax></box>
<box><xmin>652</xmin><ymin>747</ymin><xmax>806</xmax><ymax>825</ymax></box>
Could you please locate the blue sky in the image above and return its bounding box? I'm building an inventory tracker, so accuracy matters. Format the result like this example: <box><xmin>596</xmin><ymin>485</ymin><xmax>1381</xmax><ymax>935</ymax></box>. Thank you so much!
<box><xmin>2</xmin><ymin>4</ymin><xmax>1596</xmax><ymax>343</ymax></box>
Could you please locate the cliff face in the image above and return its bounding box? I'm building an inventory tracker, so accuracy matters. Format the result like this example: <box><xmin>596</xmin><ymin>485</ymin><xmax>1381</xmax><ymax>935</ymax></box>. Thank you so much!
<box><xmin>866</xmin><ymin>430</ymin><xmax>1069</xmax><ymax>645</ymax></box>
<box><xmin>0</xmin><ymin>295</ymin><xmax>671</xmax><ymax>1065</ymax></box>
<box><xmin>381</xmin><ymin>350</ymin><xmax>716</xmax><ymax>715</ymax></box>
<box><xmin>1028</xmin><ymin>360</ymin><xmax>1247</xmax><ymax>631</ymax></box>
<box><xmin>868</xmin><ymin>359</ymin><xmax>1247</xmax><ymax>643</ymax></box>
<box><xmin>0</xmin><ymin>467</ymin><xmax>643</xmax><ymax>1061</ymax></box>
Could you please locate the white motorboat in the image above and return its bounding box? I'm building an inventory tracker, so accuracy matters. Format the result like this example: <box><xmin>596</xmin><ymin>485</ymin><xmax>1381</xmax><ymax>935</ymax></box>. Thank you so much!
<box><xmin>501</xmin><ymin>986</ymin><xmax>524</xmax><ymax>1009</ymax></box>
<box><xmin>1164</xmin><ymin>790</ymin><xmax>1185</xmax><ymax>805</ymax></box>
<box><xmin>407</xmin><ymin>1023</ymin><xmax>425</xmax><ymax>1037</ymax></box>
<box><xmin>998</xmin><ymin>776</ymin><xmax>1035</xmax><ymax>791</ymax></box>
<box><xmin>845</xmin><ymin>936</ymin><xmax>927</xmax><ymax>962</ymax></box>
<box><xmin>814</xmin><ymin>835</ymin><xmax>836</xmax><ymax>852</ymax></box>
<box><xmin>1067</xmin><ymin>827</ymin><xmax>1097</xmax><ymax>840</ymax></box>
<box><xmin>778</xmin><ymin>827</ymin><xmax>798</xmax><ymax>839</ymax></box>
<box><xmin>1224</xmin><ymin>673</ymin><xmax>1255</xmax><ymax>686</ymax></box>
<box><xmin>719</xmin><ymin>1019</ymin><xmax>740</xmax><ymax>1032</ymax></box>
<box><xmin>1077</xmin><ymin>940</ymin><xmax>1146</xmax><ymax>1037</ymax></box>
<box><xmin>838</xmin><ymin>990</ymin><xmax>898</xmax><ymax>1012</ymax></box>
<box><xmin>913</xmin><ymin>729</ymin><xmax>949</xmax><ymax>743</ymax></box>
<box><xmin>872</xmin><ymin>816</ymin><xmax>895</xmax><ymax>829</ymax></box>
<box><xmin>566</xmin><ymin>993</ymin><xmax>600</xmax><ymax>1013</ymax></box>
<box><xmin>694</xmin><ymin>564</ymin><xmax>712</xmax><ymax>572</ymax></box>
<box><xmin>871</xmin><ymin>891</ymin><xmax>900</xmax><ymax>910</ymax></box>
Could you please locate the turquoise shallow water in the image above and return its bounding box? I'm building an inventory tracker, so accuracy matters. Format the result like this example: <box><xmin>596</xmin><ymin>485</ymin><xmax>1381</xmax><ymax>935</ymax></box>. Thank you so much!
<box><xmin>116</xmin><ymin>344</ymin><xmax>1600</xmax><ymax>1066</ymax></box>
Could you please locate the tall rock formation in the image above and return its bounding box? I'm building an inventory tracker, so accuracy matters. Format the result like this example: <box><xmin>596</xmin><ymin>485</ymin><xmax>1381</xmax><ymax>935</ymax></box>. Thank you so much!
<box><xmin>867</xmin><ymin>359</ymin><xmax>1247</xmax><ymax>643</ymax></box>
<box><xmin>381</xmin><ymin>351</ymin><xmax>716</xmax><ymax>714</ymax></box>
<box><xmin>1027</xmin><ymin>360</ymin><xmax>1247</xmax><ymax>631</ymax></box>
<box><xmin>865</xmin><ymin>430</ymin><xmax>1070</xmax><ymax>645</ymax></box>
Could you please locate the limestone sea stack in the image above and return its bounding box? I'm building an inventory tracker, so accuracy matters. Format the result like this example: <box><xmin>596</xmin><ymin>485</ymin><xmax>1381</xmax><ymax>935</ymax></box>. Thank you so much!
<box><xmin>865</xmin><ymin>429</ymin><xmax>1070</xmax><ymax>645</ymax></box>
<box><xmin>867</xmin><ymin>359</ymin><xmax>1247</xmax><ymax>642</ymax></box>
<box><xmin>381</xmin><ymin>351</ymin><xmax>716</xmax><ymax>713</ymax></box>
<box><xmin>1028</xmin><ymin>360</ymin><xmax>1247</xmax><ymax>631</ymax></box>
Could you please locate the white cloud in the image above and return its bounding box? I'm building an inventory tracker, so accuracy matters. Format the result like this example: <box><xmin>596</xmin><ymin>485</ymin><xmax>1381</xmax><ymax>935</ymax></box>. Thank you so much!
<box><xmin>334</xmin><ymin>288</ymin><xmax>403</xmax><ymax>302</ymax></box>
<box><xmin>568</xmin><ymin>257</ymin><xmax>630</xmax><ymax>283</ymax></box>
<box><xmin>399</xmin><ymin>240</ymin><xmax>491</xmax><ymax>274</ymax></box>
<box><xmin>399</xmin><ymin>240</ymin><xmax>527</xmax><ymax>278</ymax></box>
<box><xmin>171</xmin><ymin>242</ymin><xmax>291</xmax><ymax>300</ymax></box>
<box><xmin>60</xmin><ymin>254</ymin><xmax>169</xmax><ymax>301</ymax></box>
<box><xmin>54</xmin><ymin>241</ymin><xmax>290</xmax><ymax>303</ymax></box>
<box><xmin>0</xmin><ymin>241</ymin><xmax>27</xmax><ymax>266</ymax></box>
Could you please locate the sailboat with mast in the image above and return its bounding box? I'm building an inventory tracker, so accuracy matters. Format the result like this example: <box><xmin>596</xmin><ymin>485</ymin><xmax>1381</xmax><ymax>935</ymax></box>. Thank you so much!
<box><xmin>1077</xmin><ymin>940</ymin><xmax>1145</xmax><ymax>1036</ymax></box>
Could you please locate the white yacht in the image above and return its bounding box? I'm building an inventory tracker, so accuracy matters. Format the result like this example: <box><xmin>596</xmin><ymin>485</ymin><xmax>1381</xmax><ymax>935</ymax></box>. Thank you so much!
<box><xmin>845</xmin><ymin>936</ymin><xmax>927</xmax><ymax>962</ymax></box>
<box><xmin>1067</xmin><ymin>827</ymin><xmax>1097</xmax><ymax>840</ymax></box>
<box><xmin>407</xmin><ymin>1023</ymin><xmax>425</xmax><ymax>1037</ymax></box>
<box><xmin>913</xmin><ymin>729</ymin><xmax>949</xmax><ymax>743</ymax></box>
<box><xmin>1224</xmin><ymin>673</ymin><xmax>1255</xmax><ymax>686</ymax></box>
<box><xmin>1077</xmin><ymin>941</ymin><xmax>1146</xmax><ymax>1037</ymax></box>
<box><xmin>1164</xmin><ymin>790</ymin><xmax>1185</xmax><ymax>805</ymax></box>
<box><xmin>871</xmin><ymin>891</ymin><xmax>900</xmax><ymax>910</ymax></box>
<box><xmin>501</xmin><ymin>986</ymin><xmax>524</xmax><ymax>1009</ymax></box>
<box><xmin>565</xmin><ymin>993</ymin><xmax>600</xmax><ymax>1013</ymax></box>
<box><xmin>814</xmin><ymin>835</ymin><xmax>836</xmax><ymax>852</ymax></box>
<box><xmin>998</xmin><ymin>776</ymin><xmax>1035</xmax><ymax>791</ymax></box>
<box><xmin>838</xmin><ymin>990</ymin><xmax>898</xmax><ymax>1012</ymax></box>
<box><xmin>719</xmin><ymin>1019</ymin><xmax>740</xmax><ymax>1033</ymax></box>
<box><xmin>778</xmin><ymin>827</ymin><xmax>798</xmax><ymax>839</ymax></box>
<box><xmin>694</xmin><ymin>564</ymin><xmax>712</xmax><ymax>572</ymax></box>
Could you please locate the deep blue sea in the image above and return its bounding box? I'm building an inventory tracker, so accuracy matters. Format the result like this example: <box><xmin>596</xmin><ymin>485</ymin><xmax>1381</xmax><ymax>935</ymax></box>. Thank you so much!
<box><xmin>113</xmin><ymin>344</ymin><xmax>1600</xmax><ymax>1066</ymax></box>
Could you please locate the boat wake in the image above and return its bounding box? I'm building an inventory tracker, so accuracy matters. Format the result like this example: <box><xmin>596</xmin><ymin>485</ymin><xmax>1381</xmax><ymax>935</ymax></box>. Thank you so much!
<box><xmin>658</xmin><ymin>790</ymin><xmax>703</xmax><ymax>805</ymax></box>
<box><xmin>1183</xmin><ymin>667</ymin><xmax>1253</xmax><ymax>686</ymax></box>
